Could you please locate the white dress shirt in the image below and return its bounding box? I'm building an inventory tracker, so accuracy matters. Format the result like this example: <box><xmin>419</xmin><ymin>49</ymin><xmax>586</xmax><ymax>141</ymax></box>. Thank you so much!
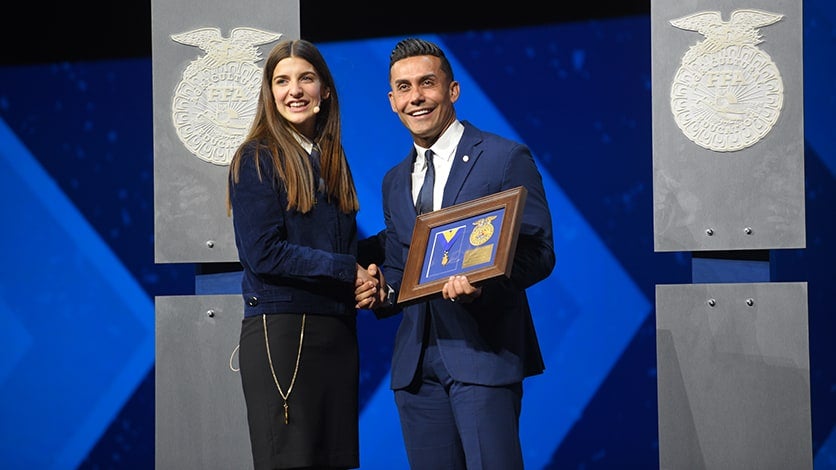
<box><xmin>411</xmin><ymin>120</ymin><xmax>465</xmax><ymax>211</ymax></box>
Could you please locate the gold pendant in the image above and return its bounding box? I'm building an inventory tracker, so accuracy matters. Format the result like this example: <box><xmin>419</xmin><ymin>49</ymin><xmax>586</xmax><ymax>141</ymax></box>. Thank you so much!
<box><xmin>283</xmin><ymin>402</ymin><xmax>289</xmax><ymax>424</ymax></box>
<box><xmin>442</xmin><ymin>252</ymin><xmax>449</xmax><ymax>266</ymax></box>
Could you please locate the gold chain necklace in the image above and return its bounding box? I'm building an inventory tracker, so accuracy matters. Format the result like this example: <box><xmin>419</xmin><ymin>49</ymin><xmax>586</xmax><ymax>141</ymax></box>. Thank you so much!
<box><xmin>262</xmin><ymin>313</ymin><xmax>305</xmax><ymax>425</ymax></box>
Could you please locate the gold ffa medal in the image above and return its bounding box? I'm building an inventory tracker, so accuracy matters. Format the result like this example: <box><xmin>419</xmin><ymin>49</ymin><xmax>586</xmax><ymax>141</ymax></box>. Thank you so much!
<box><xmin>469</xmin><ymin>216</ymin><xmax>497</xmax><ymax>246</ymax></box>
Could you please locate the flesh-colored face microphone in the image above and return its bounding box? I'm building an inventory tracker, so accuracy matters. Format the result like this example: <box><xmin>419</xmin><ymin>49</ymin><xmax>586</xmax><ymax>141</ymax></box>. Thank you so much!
<box><xmin>314</xmin><ymin>88</ymin><xmax>330</xmax><ymax>114</ymax></box>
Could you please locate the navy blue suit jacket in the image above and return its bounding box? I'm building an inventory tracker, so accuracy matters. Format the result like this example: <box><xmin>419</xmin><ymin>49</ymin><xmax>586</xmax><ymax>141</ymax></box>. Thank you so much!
<box><xmin>379</xmin><ymin>121</ymin><xmax>555</xmax><ymax>390</ymax></box>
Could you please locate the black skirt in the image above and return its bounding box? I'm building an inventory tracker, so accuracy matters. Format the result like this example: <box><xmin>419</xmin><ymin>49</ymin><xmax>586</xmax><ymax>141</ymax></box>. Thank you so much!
<box><xmin>239</xmin><ymin>313</ymin><xmax>359</xmax><ymax>469</ymax></box>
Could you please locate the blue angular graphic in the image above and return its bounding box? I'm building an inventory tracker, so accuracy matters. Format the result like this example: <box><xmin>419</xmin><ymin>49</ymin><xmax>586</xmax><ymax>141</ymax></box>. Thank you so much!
<box><xmin>0</xmin><ymin>119</ymin><xmax>154</xmax><ymax>469</ymax></box>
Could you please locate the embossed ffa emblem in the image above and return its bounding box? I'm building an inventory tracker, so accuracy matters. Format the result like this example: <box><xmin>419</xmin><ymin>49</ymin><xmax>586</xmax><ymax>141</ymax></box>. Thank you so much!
<box><xmin>669</xmin><ymin>9</ymin><xmax>784</xmax><ymax>152</ymax></box>
<box><xmin>469</xmin><ymin>215</ymin><xmax>497</xmax><ymax>247</ymax></box>
<box><xmin>170</xmin><ymin>27</ymin><xmax>282</xmax><ymax>165</ymax></box>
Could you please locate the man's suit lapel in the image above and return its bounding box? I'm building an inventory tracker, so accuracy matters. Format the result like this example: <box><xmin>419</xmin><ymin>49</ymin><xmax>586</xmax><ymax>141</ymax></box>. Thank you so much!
<box><xmin>401</xmin><ymin>150</ymin><xmax>418</xmax><ymax>213</ymax></box>
<box><xmin>393</xmin><ymin>149</ymin><xmax>419</xmax><ymax>231</ymax></box>
<box><xmin>442</xmin><ymin>122</ymin><xmax>483</xmax><ymax>208</ymax></box>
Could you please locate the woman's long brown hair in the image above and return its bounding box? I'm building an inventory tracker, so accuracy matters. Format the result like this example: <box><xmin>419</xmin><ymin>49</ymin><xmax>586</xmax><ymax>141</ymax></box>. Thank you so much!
<box><xmin>227</xmin><ymin>39</ymin><xmax>359</xmax><ymax>215</ymax></box>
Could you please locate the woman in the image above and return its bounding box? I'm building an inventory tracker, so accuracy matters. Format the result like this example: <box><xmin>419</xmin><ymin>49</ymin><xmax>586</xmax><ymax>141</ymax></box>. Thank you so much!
<box><xmin>227</xmin><ymin>38</ymin><xmax>374</xmax><ymax>470</ymax></box>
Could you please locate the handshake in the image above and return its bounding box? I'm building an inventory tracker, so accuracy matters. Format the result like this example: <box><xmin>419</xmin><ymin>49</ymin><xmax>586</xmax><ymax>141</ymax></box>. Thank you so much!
<box><xmin>354</xmin><ymin>263</ymin><xmax>482</xmax><ymax>309</ymax></box>
<box><xmin>354</xmin><ymin>263</ymin><xmax>387</xmax><ymax>310</ymax></box>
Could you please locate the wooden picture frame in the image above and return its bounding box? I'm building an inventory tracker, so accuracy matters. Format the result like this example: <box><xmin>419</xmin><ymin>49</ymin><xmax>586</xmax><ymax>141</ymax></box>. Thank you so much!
<box><xmin>397</xmin><ymin>186</ymin><xmax>527</xmax><ymax>305</ymax></box>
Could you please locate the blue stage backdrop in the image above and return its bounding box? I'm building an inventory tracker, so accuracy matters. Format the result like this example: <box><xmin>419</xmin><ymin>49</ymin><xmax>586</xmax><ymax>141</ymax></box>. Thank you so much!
<box><xmin>1</xmin><ymin>9</ymin><xmax>835</xmax><ymax>470</ymax></box>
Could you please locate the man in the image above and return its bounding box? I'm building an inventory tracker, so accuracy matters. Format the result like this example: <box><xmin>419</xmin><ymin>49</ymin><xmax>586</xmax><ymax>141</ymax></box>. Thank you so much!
<box><xmin>365</xmin><ymin>37</ymin><xmax>555</xmax><ymax>469</ymax></box>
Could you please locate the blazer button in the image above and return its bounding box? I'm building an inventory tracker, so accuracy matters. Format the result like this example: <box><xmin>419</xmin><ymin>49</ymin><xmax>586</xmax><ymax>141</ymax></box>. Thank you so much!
<box><xmin>247</xmin><ymin>296</ymin><xmax>259</xmax><ymax>307</ymax></box>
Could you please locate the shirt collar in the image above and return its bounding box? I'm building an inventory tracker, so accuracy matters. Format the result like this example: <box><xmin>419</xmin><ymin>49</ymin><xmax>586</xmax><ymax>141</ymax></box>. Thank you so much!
<box><xmin>291</xmin><ymin>130</ymin><xmax>316</xmax><ymax>154</ymax></box>
<box><xmin>414</xmin><ymin>120</ymin><xmax>464</xmax><ymax>164</ymax></box>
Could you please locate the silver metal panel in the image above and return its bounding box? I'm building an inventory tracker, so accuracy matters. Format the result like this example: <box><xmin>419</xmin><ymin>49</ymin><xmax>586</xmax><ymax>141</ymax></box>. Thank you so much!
<box><xmin>656</xmin><ymin>282</ymin><xmax>811</xmax><ymax>470</ymax></box>
<box><xmin>152</xmin><ymin>0</ymin><xmax>300</xmax><ymax>262</ymax></box>
<box><xmin>651</xmin><ymin>0</ymin><xmax>805</xmax><ymax>252</ymax></box>
<box><xmin>155</xmin><ymin>295</ymin><xmax>251</xmax><ymax>470</ymax></box>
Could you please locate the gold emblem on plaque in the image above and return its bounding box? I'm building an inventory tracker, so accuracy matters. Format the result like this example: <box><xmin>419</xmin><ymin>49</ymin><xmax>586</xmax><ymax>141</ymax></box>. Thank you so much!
<box><xmin>469</xmin><ymin>215</ymin><xmax>497</xmax><ymax>247</ymax></box>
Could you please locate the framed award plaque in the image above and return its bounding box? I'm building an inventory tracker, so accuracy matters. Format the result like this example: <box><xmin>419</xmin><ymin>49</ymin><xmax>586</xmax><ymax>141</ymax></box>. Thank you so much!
<box><xmin>397</xmin><ymin>186</ymin><xmax>527</xmax><ymax>305</ymax></box>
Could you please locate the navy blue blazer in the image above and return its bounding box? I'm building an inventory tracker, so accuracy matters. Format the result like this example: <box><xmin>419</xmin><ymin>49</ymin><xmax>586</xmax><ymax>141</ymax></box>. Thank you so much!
<box><xmin>379</xmin><ymin>121</ymin><xmax>555</xmax><ymax>390</ymax></box>
<box><xmin>229</xmin><ymin>141</ymin><xmax>360</xmax><ymax>318</ymax></box>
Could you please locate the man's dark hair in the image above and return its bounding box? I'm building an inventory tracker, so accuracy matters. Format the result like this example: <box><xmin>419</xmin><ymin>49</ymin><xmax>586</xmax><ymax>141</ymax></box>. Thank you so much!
<box><xmin>389</xmin><ymin>37</ymin><xmax>454</xmax><ymax>81</ymax></box>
